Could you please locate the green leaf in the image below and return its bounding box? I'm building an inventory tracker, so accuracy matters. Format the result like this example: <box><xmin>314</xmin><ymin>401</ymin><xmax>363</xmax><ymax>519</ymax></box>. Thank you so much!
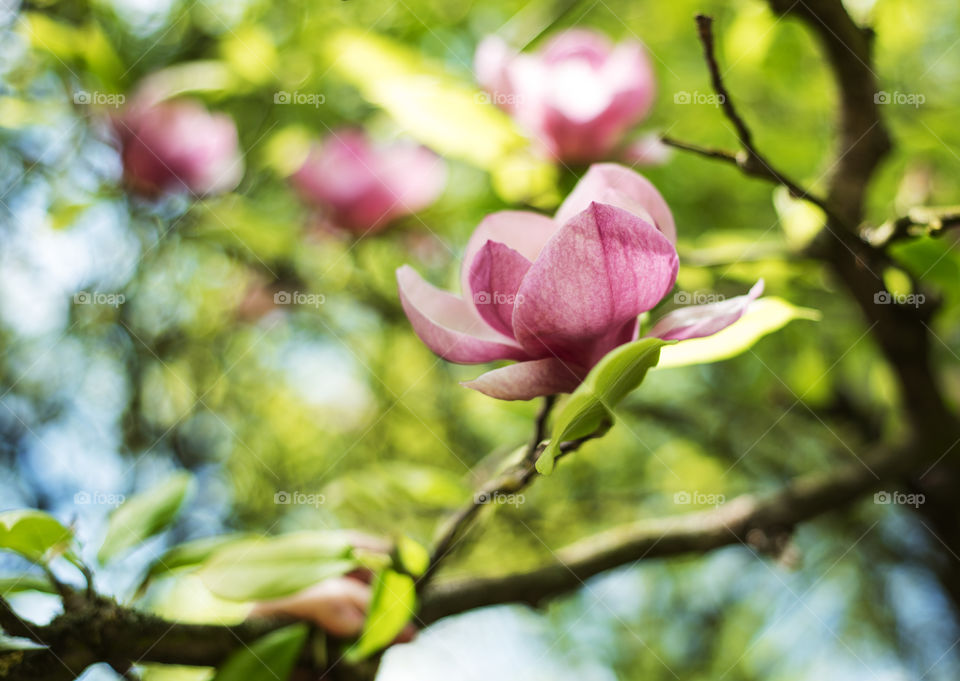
<box><xmin>135</xmin><ymin>533</ymin><xmax>254</xmax><ymax>597</ymax></box>
<box><xmin>0</xmin><ymin>574</ymin><xmax>56</xmax><ymax>597</ymax></box>
<box><xmin>345</xmin><ymin>570</ymin><xmax>416</xmax><ymax>662</ymax></box>
<box><xmin>98</xmin><ymin>473</ymin><xmax>192</xmax><ymax>564</ymax></box>
<box><xmin>0</xmin><ymin>510</ymin><xmax>73</xmax><ymax>564</ymax></box>
<box><xmin>395</xmin><ymin>536</ymin><xmax>429</xmax><ymax>578</ymax></box>
<box><xmin>538</xmin><ymin>338</ymin><xmax>668</xmax><ymax>475</ymax></box>
<box><xmin>655</xmin><ymin>297</ymin><xmax>820</xmax><ymax>370</ymax></box>
<box><xmin>198</xmin><ymin>531</ymin><xmax>357</xmax><ymax>601</ymax></box>
<box><xmin>212</xmin><ymin>623</ymin><xmax>308</xmax><ymax>681</ymax></box>
<box><xmin>326</xmin><ymin>30</ymin><xmax>558</xmax><ymax>207</ymax></box>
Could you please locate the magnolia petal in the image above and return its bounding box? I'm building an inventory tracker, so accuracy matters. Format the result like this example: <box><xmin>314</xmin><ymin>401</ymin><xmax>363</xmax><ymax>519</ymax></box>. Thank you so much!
<box><xmin>397</xmin><ymin>266</ymin><xmax>527</xmax><ymax>364</ymax></box>
<box><xmin>462</xmin><ymin>358</ymin><xmax>585</xmax><ymax>401</ymax></box>
<box><xmin>555</xmin><ymin>163</ymin><xmax>676</xmax><ymax>243</ymax></box>
<box><xmin>513</xmin><ymin>202</ymin><xmax>678</xmax><ymax>365</ymax></box>
<box><xmin>460</xmin><ymin>211</ymin><xmax>559</xmax><ymax>297</ymax></box>
<box><xmin>468</xmin><ymin>240</ymin><xmax>532</xmax><ymax>337</ymax></box>
<box><xmin>647</xmin><ymin>280</ymin><xmax>765</xmax><ymax>341</ymax></box>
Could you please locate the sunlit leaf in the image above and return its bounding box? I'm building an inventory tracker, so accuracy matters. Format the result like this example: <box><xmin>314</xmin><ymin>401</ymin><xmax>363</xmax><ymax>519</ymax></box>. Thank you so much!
<box><xmin>0</xmin><ymin>510</ymin><xmax>73</xmax><ymax>564</ymax></box>
<box><xmin>211</xmin><ymin>623</ymin><xmax>308</xmax><ymax>681</ymax></box>
<box><xmin>198</xmin><ymin>532</ymin><xmax>357</xmax><ymax>601</ymax></box>
<box><xmin>98</xmin><ymin>473</ymin><xmax>193</xmax><ymax>563</ymax></box>
<box><xmin>655</xmin><ymin>297</ymin><xmax>820</xmax><ymax>369</ymax></box>
<box><xmin>327</xmin><ymin>30</ymin><xmax>557</xmax><ymax>205</ymax></box>
<box><xmin>345</xmin><ymin>569</ymin><xmax>416</xmax><ymax>662</ymax></box>
<box><xmin>539</xmin><ymin>338</ymin><xmax>668</xmax><ymax>474</ymax></box>
<box><xmin>395</xmin><ymin>536</ymin><xmax>429</xmax><ymax>578</ymax></box>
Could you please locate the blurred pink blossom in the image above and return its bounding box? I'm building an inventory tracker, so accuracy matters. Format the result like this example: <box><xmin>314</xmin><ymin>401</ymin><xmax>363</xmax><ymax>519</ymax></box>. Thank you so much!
<box><xmin>291</xmin><ymin>131</ymin><xmax>447</xmax><ymax>234</ymax></box>
<box><xmin>115</xmin><ymin>96</ymin><xmax>244</xmax><ymax>198</ymax></box>
<box><xmin>475</xmin><ymin>30</ymin><xmax>656</xmax><ymax>163</ymax></box>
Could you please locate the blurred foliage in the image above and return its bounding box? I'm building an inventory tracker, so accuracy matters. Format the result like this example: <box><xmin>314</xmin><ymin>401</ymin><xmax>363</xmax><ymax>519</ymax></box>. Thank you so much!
<box><xmin>1</xmin><ymin>0</ymin><xmax>959</xmax><ymax>679</ymax></box>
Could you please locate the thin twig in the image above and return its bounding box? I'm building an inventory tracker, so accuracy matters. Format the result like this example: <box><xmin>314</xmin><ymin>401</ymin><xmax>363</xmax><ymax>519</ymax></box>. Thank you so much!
<box><xmin>662</xmin><ymin>15</ymin><xmax>843</xmax><ymax>227</ymax></box>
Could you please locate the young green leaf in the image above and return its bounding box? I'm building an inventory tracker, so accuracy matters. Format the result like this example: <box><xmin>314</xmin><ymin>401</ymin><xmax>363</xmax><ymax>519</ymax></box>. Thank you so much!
<box><xmin>134</xmin><ymin>533</ymin><xmax>255</xmax><ymax>598</ymax></box>
<box><xmin>211</xmin><ymin>623</ymin><xmax>308</xmax><ymax>681</ymax></box>
<box><xmin>655</xmin><ymin>297</ymin><xmax>819</xmax><ymax>369</ymax></box>
<box><xmin>538</xmin><ymin>338</ymin><xmax>667</xmax><ymax>474</ymax></box>
<box><xmin>198</xmin><ymin>532</ymin><xmax>357</xmax><ymax>601</ymax></box>
<box><xmin>395</xmin><ymin>535</ymin><xmax>430</xmax><ymax>578</ymax></box>
<box><xmin>98</xmin><ymin>472</ymin><xmax>192</xmax><ymax>564</ymax></box>
<box><xmin>0</xmin><ymin>574</ymin><xmax>56</xmax><ymax>597</ymax></box>
<box><xmin>345</xmin><ymin>569</ymin><xmax>416</xmax><ymax>662</ymax></box>
<box><xmin>0</xmin><ymin>510</ymin><xmax>73</xmax><ymax>564</ymax></box>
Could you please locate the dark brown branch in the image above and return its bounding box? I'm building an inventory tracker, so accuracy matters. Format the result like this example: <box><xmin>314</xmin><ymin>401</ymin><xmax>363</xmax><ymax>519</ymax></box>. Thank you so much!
<box><xmin>418</xmin><ymin>446</ymin><xmax>909</xmax><ymax>624</ymax></box>
<box><xmin>766</xmin><ymin>0</ymin><xmax>892</xmax><ymax>227</ymax></box>
<box><xmin>662</xmin><ymin>15</ymin><xmax>841</xmax><ymax>225</ymax></box>
<box><xmin>1</xmin><ymin>445</ymin><xmax>912</xmax><ymax>681</ymax></box>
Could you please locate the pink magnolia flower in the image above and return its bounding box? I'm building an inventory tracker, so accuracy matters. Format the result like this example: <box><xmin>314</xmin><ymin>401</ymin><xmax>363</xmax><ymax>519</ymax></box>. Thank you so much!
<box><xmin>397</xmin><ymin>164</ymin><xmax>763</xmax><ymax>401</ymax></box>
<box><xmin>291</xmin><ymin>131</ymin><xmax>447</xmax><ymax>234</ymax></box>
<box><xmin>475</xmin><ymin>30</ymin><xmax>655</xmax><ymax>163</ymax></box>
<box><xmin>115</xmin><ymin>96</ymin><xmax>244</xmax><ymax>198</ymax></box>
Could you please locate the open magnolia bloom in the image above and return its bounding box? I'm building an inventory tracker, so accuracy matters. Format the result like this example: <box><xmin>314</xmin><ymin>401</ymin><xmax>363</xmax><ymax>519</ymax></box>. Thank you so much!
<box><xmin>397</xmin><ymin>164</ymin><xmax>763</xmax><ymax>401</ymax></box>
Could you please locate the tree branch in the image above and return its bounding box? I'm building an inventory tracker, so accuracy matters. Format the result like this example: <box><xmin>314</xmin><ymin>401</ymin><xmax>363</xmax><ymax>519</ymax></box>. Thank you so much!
<box><xmin>662</xmin><ymin>15</ymin><xmax>841</xmax><ymax>225</ymax></box>
<box><xmin>420</xmin><ymin>396</ymin><xmax>588</xmax><ymax>589</ymax></box>
<box><xmin>418</xmin><ymin>445</ymin><xmax>909</xmax><ymax>625</ymax></box>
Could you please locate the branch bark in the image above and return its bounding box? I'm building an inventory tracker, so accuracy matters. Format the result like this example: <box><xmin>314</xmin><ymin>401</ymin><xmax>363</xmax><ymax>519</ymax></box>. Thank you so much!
<box><xmin>418</xmin><ymin>445</ymin><xmax>908</xmax><ymax>624</ymax></box>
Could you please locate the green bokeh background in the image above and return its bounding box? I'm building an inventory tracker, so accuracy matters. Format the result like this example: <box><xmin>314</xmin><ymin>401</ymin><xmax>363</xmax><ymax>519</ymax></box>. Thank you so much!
<box><xmin>1</xmin><ymin>0</ymin><xmax>959</xmax><ymax>678</ymax></box>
